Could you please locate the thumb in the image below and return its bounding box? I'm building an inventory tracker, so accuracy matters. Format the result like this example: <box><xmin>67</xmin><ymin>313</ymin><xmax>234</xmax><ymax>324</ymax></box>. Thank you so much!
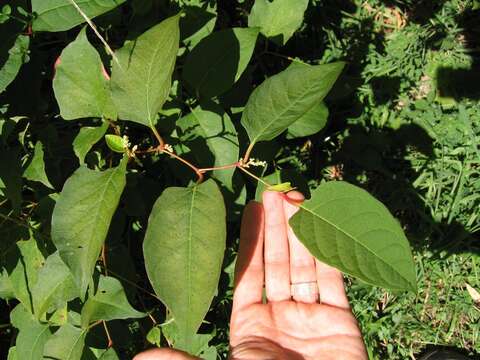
<box><xmin>133</xmin><ymin>348</ymin><xmax>200</xmax><ymax>360</ymax></box>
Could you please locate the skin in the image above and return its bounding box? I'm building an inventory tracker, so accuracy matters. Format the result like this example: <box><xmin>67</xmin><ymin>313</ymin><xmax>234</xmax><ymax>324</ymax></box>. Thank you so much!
<box><xmin>134</xmin><ymin>191</ymin><xmax>368</xmax><ymax>360</ymax></box>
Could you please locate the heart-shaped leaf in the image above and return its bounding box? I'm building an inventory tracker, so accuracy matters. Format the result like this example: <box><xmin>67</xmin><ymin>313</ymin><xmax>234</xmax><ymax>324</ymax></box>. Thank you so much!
<box><xmin>111</xmin><ymin>14</ymin><xmax>180</xmax><ymax>127</ymax></box>
<box><xmin>53</xmin><ymin>28</ymin><xmax>115</xmax><ymax>120</ymax></box>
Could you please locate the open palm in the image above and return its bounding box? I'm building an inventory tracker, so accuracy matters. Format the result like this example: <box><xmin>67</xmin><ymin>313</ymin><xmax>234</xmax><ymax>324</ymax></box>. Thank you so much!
<box><xmin>229</xmin><ymin>191</ymin><xmax>367</xmax><ymax>360</ymax></box>
<box><xmin>134</xmin><ymin>191</ymin><xmax>367</xmax><ymax>360</ymax></box>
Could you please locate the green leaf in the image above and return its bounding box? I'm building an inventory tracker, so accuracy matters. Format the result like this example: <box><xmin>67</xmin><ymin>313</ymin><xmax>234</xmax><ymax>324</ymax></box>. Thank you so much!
<box><xmin>241</xmin><ymin>62</ymin><xmax>345</xmax><ymax>144</ymax></box>
<box><xmin>32</xmin><ymin>0</ymin><xmax>126</xmax><ymax>32</ymax></box>
<box><xmin>111</xmin><ymin>14</ymin><xmax>180</xmax><ymax>127</ymax></box>
<box><xmin>0</xmin><ymin>34</ymin><xmax>29</xmax><ymax>93</ymax></box>
<box><xmin>254</xmin><ymin>169</ymin><xmax>310</xmax><ymax>202</ymax></box>
<box><xmin>176</xmin><ymin>103</ymin><xmax>239</xmax><ymax>189</ymax></box>
<box><xmin>51</xmin><ymin>157</ymin><xmax>127</xmax><ymax>298</ymax></box>
<box><xmin>10</xmin><ymin>239</ymin><xmax>45</xmax><ymax>312</ymax></box>
<box><xmin>53</xmin><ymin>28</ymin><xmax>115</xmax><ymax>120</ymax></box>
<box><xmin>162</xmin><ymin>321</ymin><xmax>214</xmax><ymax>356</ymax></box>
<box><xmin>32</xmin><ymin>252</ymin><xmax>77</xmax><ymax>319</ymax></box>
<box><xmin>180</xmin><ymin>2</ymin><xmax>217</xmax><ymax>47</ymax></box>
<box><xmin>143</xmin><ymin>179</ymin><xmax>226</xmax><ymax>351</ymax></box>
<box><xmin>23</xmin><ymin>141</ymin><xmax>54</xmax><ymax>189</ymax></box>
<box><xmin>7</xmin><ymin>346</ymin><xmax>16</xmax><ymax>360</ymax></box>
<box><xmin>105</xmin><ymin>134</ymin><xmax>126</xmax><ymax>153</ymax></box>
<box><xmin>96</xmin><ymin>348</ymin><xmax>119</xmax><ymax>360</ymax></box>
<box><xmin>289</xmin><ymin>181</ymin><xmax>417</xmax><ymax>292</ymax></box>
<box><xmin>267</xmin><ymin>182</ymin><xmax>293</xmax><ymax>193</ymax></box>
<box><xmin>146</xmin><ymin>325</ymin><xmax>161</xmax><ymax>347</ymax></box>
<box><xmin>248</xmin><ymin>0</ymin><xmax>308</xmax><ymax>45</ymax></box>
<box><xmin>183</xmin><ymin>27</ymin><xmax>259</xmax><ymax>98</ymax></box>
<box><xmin>73</xmin><ymin>122</ymin><xmax>109</xmax><ymax>164</ymax></box>
<box><xmin>0</xmin><ymin>268</ymin><xmax>14</xmax><ymax>299</ymax></box>
<box><xmin>80</xmin><ymin>275</ymin><xmax>145</xmax><ymax>327</ymax></box>
<box><xmin>286</xmin><ymin>101</ymin><xmax>329</xmax><ymax>139</ymax></box>
<box><xmin>16</xmin><ymin>318</ymin><xmax>51</xmax><ymax>360</ymax></box>
<box><xmin>43</xmin><ymin>324</ymin><xmax>86</xmax><ymax>360</ymax></box>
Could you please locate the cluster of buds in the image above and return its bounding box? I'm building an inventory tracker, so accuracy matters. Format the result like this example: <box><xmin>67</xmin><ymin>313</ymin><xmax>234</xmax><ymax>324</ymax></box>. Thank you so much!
<box><xmin>242</xmin><ymin>158</ymin><xmax>267</xmax><ymax>168</ymax></box>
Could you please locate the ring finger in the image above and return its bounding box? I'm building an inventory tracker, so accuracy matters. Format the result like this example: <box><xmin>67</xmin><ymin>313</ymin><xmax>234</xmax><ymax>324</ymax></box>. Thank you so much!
<box><xmin>284</xmin><ymin>191</ymin><xmax>318</xmax><ymax>303</ymax></box>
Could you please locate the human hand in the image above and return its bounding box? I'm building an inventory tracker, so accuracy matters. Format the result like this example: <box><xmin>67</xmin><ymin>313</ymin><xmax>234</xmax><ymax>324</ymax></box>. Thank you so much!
<box><xmin>134</xmin><ymin>191</ymin><xmax>367</xmax><ymax>360</ymax></box>
<box><xmin>229</xmin><ymin>191</ymin><xmax>367</xmax><ymax>360</ymax></box>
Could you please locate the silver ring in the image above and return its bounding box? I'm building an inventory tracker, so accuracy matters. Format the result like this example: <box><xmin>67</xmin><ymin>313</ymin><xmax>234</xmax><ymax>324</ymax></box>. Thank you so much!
<box><xmin>290</xmin><ymin>281</ymin><xmax>319</xmax><ymax>298</ymax></box>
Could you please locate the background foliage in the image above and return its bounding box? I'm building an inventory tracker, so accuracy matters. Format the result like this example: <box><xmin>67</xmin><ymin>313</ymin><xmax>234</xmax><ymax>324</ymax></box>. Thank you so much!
<box><xmin>0</xmin><ymin>0</ymin><xmax>479</xmax><ymax>359</ymax></box>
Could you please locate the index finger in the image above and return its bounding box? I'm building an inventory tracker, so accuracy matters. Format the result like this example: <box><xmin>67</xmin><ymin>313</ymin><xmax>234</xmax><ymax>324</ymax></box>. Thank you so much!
<box><xmin>232</xmin><ymin>201</ymin><xmax>265</xmax><ymax>312</ymax></box>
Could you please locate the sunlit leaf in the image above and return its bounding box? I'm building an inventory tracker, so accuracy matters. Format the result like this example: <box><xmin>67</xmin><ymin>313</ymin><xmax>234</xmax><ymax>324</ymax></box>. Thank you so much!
<box><xmin>53</xmin><ymin>28</ymin><xmax>115</xmax><ymax>120</ymax></box>
<box><xmin>143</xmin><ymin>179</ymin><xmax>226</xmax><ymax>352</ymax></box>
<box><xmin>248</xmin><ymin>0</ymin><xmax>308</xmax><ymax>45</ymax></box>
<box><xmin>43</xmin><ymin>323</ymin><xmax>86</xmax><ymax>360</ymax></box>
<box><xmin>23</xmin><ymin>141</ymin><xmax>54</xmax><ymax>189</ymax></box>
<box><xmin>73</xmin><ymin>122</ymin><xmax>109</xmax><ymax>164</ymax></box>
<box><xmin>32</xmin><ymin>252</ymin><xmax>77</xmax><ymax>319</ymax></box>
<box><xmin>286</xmin><ymin>101</ymin><xmax>329</xmax><ymax>139</ymax></box>
<box><xmin>80</xmin><ymin>275</ymin><xmax>145</xmax><ymax>327</ymax></box>
<box><xmin>241</xmin><ymin>62</ymin><xmax>344</xmax><ymax>144</ymax></box>
<box><xmin>32</xmin><ymin>0</ymin><xmax>126</xmax><ymax>32</ymax></box>
<box><xmin>111</xmin><ymin>14</ymin><xmax>180</xmax><ymax>127</ymax></box>
<box><xmin>290</xmin><ymin>181</ymin><xmax>417</xmax><ymax>292</ymax></box>
<box><xmin>0</xmin><ymin>34</ymin><xmax>29</xmax><ymax>93</ymax></box>
<box><xmin>51</xmin><ymin>157</ymin><xmax>127</xmax><ymax>298</ymax></box>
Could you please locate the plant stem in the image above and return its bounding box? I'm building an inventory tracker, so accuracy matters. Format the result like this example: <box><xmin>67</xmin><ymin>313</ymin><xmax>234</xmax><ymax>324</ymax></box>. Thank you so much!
<box><xmin>243</xmin><ymin>143</ymin><xmax>255</xmax><ymax>164</ymax></box>
<box><xmin>238</xmin><ymin>166</ymin><xmax>271</xmax><ymax>187</ymax></box>
<box><xmin>151</xmin><ymin>126</ymin><xmax>165</xmax><ymax>149</ymax></box>
<box><xmin>198</xmin><ymin>162</ymin><xmax>240</xmax><ymax>173</ymax></box>
<box><xmin>103</xmin><ymin>321</ymin><xmax>113</xmax><ymax>347</ymax></box>
<box><xmin>101</xmin><ymin>244</ymin><xmax>108</xmax><ymax>276</ymax></box>
<box><xmin>162</xmin><ymin>148</ymin><xmax>204</xmax><ymax>183</ymax></box>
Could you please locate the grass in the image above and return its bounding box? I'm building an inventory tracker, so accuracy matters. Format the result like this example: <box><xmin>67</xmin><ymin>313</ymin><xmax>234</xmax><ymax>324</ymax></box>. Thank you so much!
<box><xmin>269</xmin><ymin>0</ymin><xmax>480</xmax><ymax>358</ymax></box>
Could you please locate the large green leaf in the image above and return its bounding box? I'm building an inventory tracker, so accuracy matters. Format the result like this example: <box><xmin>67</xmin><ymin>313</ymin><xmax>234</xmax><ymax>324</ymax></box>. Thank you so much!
<box><xmin>111</xmin><ymin>14</ymin><xmax>180</xmax><ymax>127</ymax></box>
<box><xmin>176</xmin><ymin>103</ymin><xmax>239</xmax><ymax>189</ymax></box>
<box><xmin>16</xmin><ymin>318</ymin><xmax>51</xmax><ymax>360</ymax></box>
<box><xmin>80</xmin><ymin>275</ymin><xmax>145</xmax><ymax>327</ymax></box>
<box><xmin>0</xmin><ymin>34</ymin><xmax>29</xmax><ymax>93</ymax></box>
<box><xmin>23</xmin><ymin>141</ymin><xmax>54</xmax><ymax>189</ymax></box>
<box><xmin>183</xmin><ymin>27</ymin><xmax>259</xmax><ymax>98</ymax></box>
<box><xmin>143</xmin><ymin>179</ymin><xmax>226</xmax><ymax>352</ymax></box>
<box><xmin>286</xmin><ymin>101</ymin><xmax>329</xmax><ymax>139</ymax></box>
<box><xmin>289</xmin><ymin>181</ymin><xmax>417</xmax><ymax>292</ymax></box>
<box><xmin>72</xmin><ymin>121</ymin><xmax>109</xmax><ymax>164</ymax></box>
<box><xmin>32</xmin><ymin>0</ymin><xmax>126</xmax><ymax>32</ymax></box>
<box><xmin>51</xmin><ymin>157</ymin><xmax>127</xmax><ymax>298</ymax></box>
<box><xmin>53</xmin><ymin>28</ymin><xmax>115</xmax><ymax>120</ymax></box>
<box><xmin>43</xmin><ymin>323</ymin><xmax>86</xmax><ymax>360</ymax></box>
<box><xmin>248</xmin><ymin>0</ymin><xmax>308</xmax><ymax>45</ymax></box>
<box><xmin>32</xmin><ymin>252</ymin><xmax>77</xmax><ymax>319</ymax></box>
<box><xmin>241</xmin><ymin>62</ymin><xmax>344</xmax><ymax>144</ymax></box>
<box><xmin>10</xmin><ymin>239</ymin><xmax>45</xmax><ymax>312</ymax></box>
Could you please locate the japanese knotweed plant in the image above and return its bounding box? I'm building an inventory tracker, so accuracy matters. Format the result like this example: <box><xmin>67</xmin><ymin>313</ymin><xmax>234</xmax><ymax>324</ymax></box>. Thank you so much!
<box><xmin>1</xmin><ymin>1</ymin><xmax>416</xmax><ymax>358</ymax></box>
